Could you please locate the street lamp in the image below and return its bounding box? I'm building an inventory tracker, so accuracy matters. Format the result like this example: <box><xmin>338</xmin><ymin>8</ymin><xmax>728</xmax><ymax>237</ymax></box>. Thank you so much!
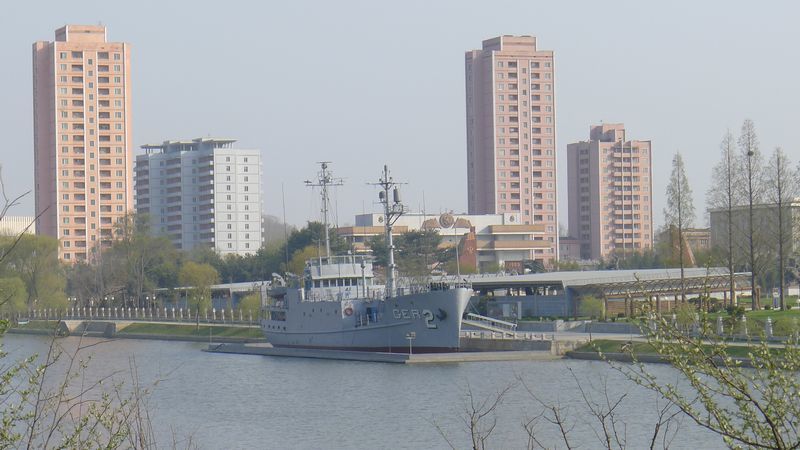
<box><xmin>406</xmin><ymin>331</ymin><xmax>416</xmax><ymax>355</ymax></box>
<box><xmin>746</xmin><ymin>149</ymin><xmax>757</xmax><ymax>310</ymax></box>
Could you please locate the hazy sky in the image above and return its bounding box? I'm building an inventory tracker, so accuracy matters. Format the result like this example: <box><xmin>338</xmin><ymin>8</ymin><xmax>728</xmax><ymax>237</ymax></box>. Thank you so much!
<box><xmin>2</xmin><ymin>0</ymin><xmax>798</xmax><ymax>229</ymax></box>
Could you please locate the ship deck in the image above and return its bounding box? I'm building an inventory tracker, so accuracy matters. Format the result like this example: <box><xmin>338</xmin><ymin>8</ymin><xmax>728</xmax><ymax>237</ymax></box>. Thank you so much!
<box><xmin>203</xmin><ymin>342</ymin><xmax>561</xmax><ymax>364</ymax></box>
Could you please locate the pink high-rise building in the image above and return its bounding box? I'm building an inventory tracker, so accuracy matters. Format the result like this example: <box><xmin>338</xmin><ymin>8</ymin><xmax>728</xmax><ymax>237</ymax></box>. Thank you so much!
<box><xmin>33</xmin><ymin>25</ymin><xmax>133</xmax><ymax>262</ymax></box>
<box><xmin>566</xmin><ymin>124</ymin><xmax>653</xmax><ymax>260</ymax></box>
<box><xmin>465</xmin><ymin>35</ymin><xmax>558</xmax><ymax>266</ymax></box>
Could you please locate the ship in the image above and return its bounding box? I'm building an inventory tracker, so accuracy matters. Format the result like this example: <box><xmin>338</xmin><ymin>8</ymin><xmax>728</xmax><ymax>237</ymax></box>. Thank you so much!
<box><xmin>261</xmin><ymin>163</ymin><xmax>471</xmax><ymax>353</ymax></box>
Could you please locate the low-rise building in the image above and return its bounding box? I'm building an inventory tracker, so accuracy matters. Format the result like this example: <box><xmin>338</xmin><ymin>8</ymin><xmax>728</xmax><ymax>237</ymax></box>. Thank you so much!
<box><xmin>657</xmin><ymin>227</ymin><xmax>711</xmax><ymax>266</ymax></box>
<box><xmin>558</xmin><ymin>236</ymin><xmax>581</xmax><ymax>261</ymax></box>
<box><xmin>337</xmin><ymin>212</ymin><xmax>549</xmax><ymax>271</ymax></box>
<box><xmin>709</xmin><ymin>201</ymin><xmax>800</xmax><ymax>265</ymax></box>
<box><xmin>0</xmin><ymin>216</ymin><xmax>36</xmax><ymax>236</ymax></box>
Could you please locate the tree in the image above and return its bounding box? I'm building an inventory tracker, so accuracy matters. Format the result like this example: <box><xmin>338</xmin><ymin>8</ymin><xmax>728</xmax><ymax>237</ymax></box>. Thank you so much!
<box><xmin>664</xmin><ymin>152</ymin><xmax>695</xmax><ymax>301</ymax></box>
<box><xmin>238</xmin><ymin>292</ymin><xmax>261</xmax><ymax>316</ymax></box>
<box><xmin>765</xmin><ymin>147</ymin><xmax>798</xmax><ymax>310</ymax></box>
<box><xmin>285</xmin><ymin>221</ymin><xmax>348</xmax><ymax>258</ymax></box>
<box><xmin>287</xmin><ymin>245</ymin><xmax>318</xmax><ymax>275</ymax></box>
<box><xmin>707</xmin><ymin>130</ymin><xmax>740</xmax><ymax>307</ymax></box>
<box><xmin>616</xmin><ymin>313</ymin><xmax>800</xmax><ymax>449</ymax></box>
<box><xmin>579</xmin><ymin>295</ymin><xmax>604</xmax><ymax>320</ymax></box>
<box><xmin>179</xmin><ymin>261</ymin><xmax>219</xmax><ymax>329</ymax></box>
<box><xmin>262</xmin><ymin>214</ymin><xmax>293</xmax><ymax>247</ymax></box>
<box><xmin>739</xmin><ymin>119</ymin><xmax>764</xmax><ymax>310</ymax></box>
<box><xmin>0</xmin><ymin>234</ymin><xmax>66</xmax><ymax>309</ymax></box>
<box><xmin>368</xmin><ymin>230</ymin><xmax>450</xmax><ymax>278</ymax></box>
<box><xmin>110</xmin><ymin>213</ymin><xmax>179</xmax><ymax>307</ymax></box>
<box><xmin>0</xmin><ymin>277</ymin><xmax>26</xmax><ymax>313</ymax></box>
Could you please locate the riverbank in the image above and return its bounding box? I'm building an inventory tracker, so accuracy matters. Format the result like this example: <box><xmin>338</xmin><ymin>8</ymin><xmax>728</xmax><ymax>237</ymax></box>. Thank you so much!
<box><xmin>7</xmin><ymin>320</ymin><xmax>266</xmax><ymax>343</ymax></box>
<box><xmin>206</xmin><ymin>342</ymin><xmax>562</xmax><ymax>364</ymax></box>
<box><xmin>566</xmin><ymin>339</ymin><xmax>780</xmax><ymax>367</ymax></box>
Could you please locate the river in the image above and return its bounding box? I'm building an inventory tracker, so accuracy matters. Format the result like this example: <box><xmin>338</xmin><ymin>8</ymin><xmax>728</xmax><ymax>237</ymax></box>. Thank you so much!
<box><xmin>1</xmin><ymin>334</ymin><xmax>725</xmax><ymax>449</ymax></box>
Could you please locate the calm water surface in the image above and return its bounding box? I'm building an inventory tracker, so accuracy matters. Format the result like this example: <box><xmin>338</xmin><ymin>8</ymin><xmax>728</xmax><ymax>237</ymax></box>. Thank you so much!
<box><xmin>2</xmin><ymin>335</ymin><xmax>725</xmax><ymax>449</ymax></box>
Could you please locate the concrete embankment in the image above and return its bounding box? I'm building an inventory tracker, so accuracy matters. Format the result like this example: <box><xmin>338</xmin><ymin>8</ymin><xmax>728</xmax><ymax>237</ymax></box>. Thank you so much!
<box><xmin>7</xmin><ymin>321</ymin><xmax>265</xmax><ymax>344</ymax></box>
<box><xmin>459</xmin><ymin>337</ymin><xmax>584</xmax><ymax>355</ymax></box>
<box><xmin>566</xmin><ymin>350</ymin><xmax>755</xmax><ymax>368</ymax></box>
<box><xmin>206</xmin><ymin>343</ymin><xmax>562</xmax><ymax>364</ymax></box>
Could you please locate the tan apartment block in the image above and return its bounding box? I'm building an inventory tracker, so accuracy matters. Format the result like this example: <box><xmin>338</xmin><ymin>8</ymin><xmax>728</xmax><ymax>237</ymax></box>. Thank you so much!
<box><xmin>33</xmin><ymin>25</ymin><xmax>133</xmax><ymax>262</ymax></box>
<box><xmin>465</xmin><ymin>35</ymin><xmax>558</xmax><ymax>266</ymax></box>
<box><xmin>566</xmin><ymin>124</ymin><xmax>653</xmax><ymax>260</ymax></box>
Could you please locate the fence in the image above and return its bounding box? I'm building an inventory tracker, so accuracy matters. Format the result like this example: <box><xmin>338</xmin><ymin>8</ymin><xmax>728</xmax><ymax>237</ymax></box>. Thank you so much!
<box><xmin>15</xmin><ymin>307</ymin><xmax>260</xmax><ymax>326</ymax></box>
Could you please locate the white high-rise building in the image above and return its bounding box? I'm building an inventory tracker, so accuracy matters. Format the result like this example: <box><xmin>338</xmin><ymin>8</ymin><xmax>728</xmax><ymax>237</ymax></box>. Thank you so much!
<box><xmin>135</xmin><ymin>138</ymin><xmax>262</xmax><ymax>255</ymax></box>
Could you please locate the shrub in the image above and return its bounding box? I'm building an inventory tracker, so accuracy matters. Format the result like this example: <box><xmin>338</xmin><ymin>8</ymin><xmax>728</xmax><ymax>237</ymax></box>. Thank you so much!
<box><xmin>772</xmin><ymin>318</ymin><xmax>799</xmax><ymax>337</ymax></box>
<box><xmin>726</xmin><ymin>305</ymin><xmax>745</xmax><ymax>319</ymax></box>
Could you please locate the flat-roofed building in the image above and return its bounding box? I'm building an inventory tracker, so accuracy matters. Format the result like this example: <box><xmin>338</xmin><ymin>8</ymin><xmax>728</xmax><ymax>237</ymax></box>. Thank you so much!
<box><xmin>135</xmin><ymin>138</ymin><xmax>262</xmax><ymax>255</ymax></box>
<box><xmin>567</xmin><ymin>124</ymin><xmax>653</xmax><ymax>260</ymax></box>
<box><xmin>465</xmin><ymin>35</ymin><xmax>558</xmax><ymax>265</ymax></box>
<box><xmin>337</xmin><ymin>212</ymin><xmax>548</xmax><ymax>272</ymax></box>
<box><xmin>33</xmin><ymin>25</ymin><xmax>134</xmax><ymax>262</ymax></box>
<box><xmin>0</xmin><ymin>216</ymin><xmax>36</xmax><ymax>236</ymax></box>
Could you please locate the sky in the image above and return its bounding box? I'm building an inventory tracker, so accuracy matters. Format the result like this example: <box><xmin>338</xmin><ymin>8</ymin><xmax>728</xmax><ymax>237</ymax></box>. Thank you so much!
<box><xmin>1</xmin><ymin>0</ymin><xmax>798</xmax><ymax>230</ymax></box>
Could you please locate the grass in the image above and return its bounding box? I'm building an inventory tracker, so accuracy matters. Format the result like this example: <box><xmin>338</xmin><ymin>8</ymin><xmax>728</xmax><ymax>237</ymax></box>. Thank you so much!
<box><xmin>576</xmin><ymin>339</ymin><xmax>781</xmax><ymax>359</ymax></box>
<box><xmin>118</xmin><ymin>323</ymin><xmax>263</xmax><ymax>339</ymax></box>
<box><xmin>708</xmin><ymin>309</ymin><xmax>800</xmax><ymax>321</ymax></box>
<box><xmin>13</xmin><ymin>320</ymin><xmax>60</xmax><ymax>330</ymax></box>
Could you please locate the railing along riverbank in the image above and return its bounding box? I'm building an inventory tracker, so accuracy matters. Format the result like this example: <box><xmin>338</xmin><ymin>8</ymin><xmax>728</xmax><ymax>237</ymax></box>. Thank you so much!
<box><xmin>13</xmin><ymin>307</ymin><xmax>260</xmax><ymax>326</ymax></box>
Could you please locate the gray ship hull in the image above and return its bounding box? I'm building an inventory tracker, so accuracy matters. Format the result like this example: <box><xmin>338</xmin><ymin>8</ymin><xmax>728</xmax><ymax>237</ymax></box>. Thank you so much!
<box><xmin>262</xmin><ymin>287</ymin><xmax>471</xmax><ymax>353</ymax></box>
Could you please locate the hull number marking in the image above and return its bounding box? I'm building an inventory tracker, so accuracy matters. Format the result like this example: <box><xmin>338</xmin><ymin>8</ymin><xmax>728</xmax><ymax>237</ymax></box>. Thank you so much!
<box><xmin>393</xmin><ymin>309</ymin><xmax>438</xmax><ymax>329</ymax></box>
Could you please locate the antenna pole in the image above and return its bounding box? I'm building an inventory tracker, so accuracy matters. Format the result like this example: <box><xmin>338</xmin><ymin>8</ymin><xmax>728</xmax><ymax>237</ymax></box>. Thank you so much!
<box><xmin>370</xmin><ymin>165</ymin><xmax>406</xmax><ymax>299</ymax></box>
<box><xmin>305</xmin><ymin>162</ymin><xmax>343</xmax><ymax>259</ymax></box>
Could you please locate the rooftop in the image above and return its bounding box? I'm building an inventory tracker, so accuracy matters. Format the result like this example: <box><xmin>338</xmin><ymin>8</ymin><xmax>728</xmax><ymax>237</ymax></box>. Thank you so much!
<box><xmin>467</xmin><ymin>267</ymin><xmax>735</xmax><ymax>289</ymax></box>
<box><xmin>140</xmin><ymin>137</ymin><xmax>238</xmax><ymax>154</ymax></box>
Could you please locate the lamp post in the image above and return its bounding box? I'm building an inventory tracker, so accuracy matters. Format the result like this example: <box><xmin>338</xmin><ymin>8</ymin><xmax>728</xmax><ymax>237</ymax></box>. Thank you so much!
<box><xmin>746</xmin><ymin>149</ymin><xmax>757</xmax><ymax>311</ymax></box>
<box><xmin>405</xmin><ymin>331</ymin><xmax>416</xmax><ymax>355</ymax></box>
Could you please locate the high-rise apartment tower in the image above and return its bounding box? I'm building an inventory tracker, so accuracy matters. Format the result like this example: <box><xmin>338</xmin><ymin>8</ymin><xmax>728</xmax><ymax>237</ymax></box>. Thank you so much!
<box><xmin>465</xmin><ymin>35</ymin><xmax>558</xmax><ymax>265</ymax></box>
<box><xmin>566</xmin><ymin>124</ymin><xmax>653</xmax><ymax>260</ymax></box>
<box><xmin>33</xmin><ymin>25</ymin><xmax>133</xmax><ymax>262</ymax></box>
<box><xmin>135</xmin><ymin>138</ymin><xmax>263</xmax><ymax>256</ymax></box>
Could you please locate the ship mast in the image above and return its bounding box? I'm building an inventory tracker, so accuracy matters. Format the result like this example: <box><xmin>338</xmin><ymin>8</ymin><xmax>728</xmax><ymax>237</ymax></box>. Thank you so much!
<box><xmin>305</xmin><ymin>162</ymin><xmax>343</xmax><ymax>258</ymax></box>
<box><xmin>371</xmin><ymin>165</ymin><xmax>405</xmax><ymax>298</ymax></box>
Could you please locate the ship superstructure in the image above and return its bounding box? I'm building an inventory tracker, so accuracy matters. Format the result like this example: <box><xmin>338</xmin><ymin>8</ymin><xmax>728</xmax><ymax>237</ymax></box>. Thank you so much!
<box><xmin>261</xmin><ymin>164</ymin><xmax>471</xmax><ymax>352</ymax></box>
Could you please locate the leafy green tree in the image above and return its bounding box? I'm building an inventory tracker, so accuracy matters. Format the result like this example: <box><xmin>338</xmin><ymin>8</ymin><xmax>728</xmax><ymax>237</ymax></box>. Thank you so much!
<box><xmin>179</xmin><ymin>261</ymin><xmax>219</xmax><ymax>329</ymax></box>
<box><xmin>288</xmin><ymin>245</ymin><xmax>319</xmax><ymax>275</ymax></box>
<box><xmin>0</xmin><ymin>277</ymin><xmax>26</xmax><ymax>313</ymax></box>
<box><xmin>0</xmin><ymin>234</ymin><xmax>66</xmax><ymax>309</ymax></box>
<box><xmin>237</xmin><ymin>293</ymin><xmax>261</xmax><ymax>315</ymax></box>
<box><xmin>109</xmin><ymin>213</ymin><xmax>179</xmax><ymax>306</ymax></box>
<box><xmin>579</xmin><ymin>296</ymin><xmax>605</xmax><ymax>320</ymax></box>
<box><xmin>368</xmin><ymin>230</ymin><xmax>451</xmax><ymax>277</ymax></box>
<box><xmin>617</xmin><ymin>313</ymin><xmax>800</xmax><ymax>449</ymax></box>
<box><xmin>286</xmin><ymin>221</ymin><xmax>348</xmax><ymax>258</ymax></box>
